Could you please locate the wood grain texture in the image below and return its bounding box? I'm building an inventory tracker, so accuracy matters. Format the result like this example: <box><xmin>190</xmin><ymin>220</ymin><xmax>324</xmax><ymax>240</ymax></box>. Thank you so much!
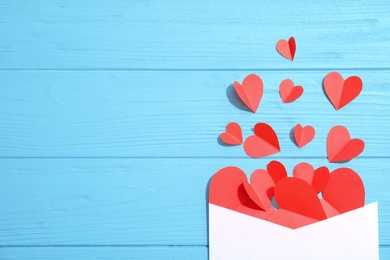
<box><xmin>2</xmin><ymin>246</ymin><xmax>390</xmax><ymax>260</ymax></box>
<box><xmin>0</xmin><ymin>246</ymin><xmax>207</xmax><ymax>259</ymax></box>
<box><xmin>0</xmin><ymin>158</ymin><xmax>388</xmax><ymax>245</ymax></box>
<box><xmin>0</xmin><ymin>71</ymin><xmax>388</xmax><ymax>158</ymax></box>
<box><xmin>0</xmin><ymin>0</ymin><xmax>389</xmax><ymax>258</ymax></box>
<box><xmin>0</xmin><ymin>0</ymin><xmax>389</xmax><ymax>69</ymax></box>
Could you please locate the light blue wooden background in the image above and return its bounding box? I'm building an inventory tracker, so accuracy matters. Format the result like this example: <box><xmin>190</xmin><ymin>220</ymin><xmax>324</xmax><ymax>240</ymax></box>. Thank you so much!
<box><xmin>0</xmin><ymin>0</ymin><xmax>389</xmax><ymax>259</ymax></box>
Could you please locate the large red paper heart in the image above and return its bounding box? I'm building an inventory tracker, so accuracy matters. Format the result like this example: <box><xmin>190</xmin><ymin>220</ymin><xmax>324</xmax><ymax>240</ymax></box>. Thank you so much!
<box><xmin>292</xmin><ymin>162</ymin><xmax>330</xmax><ymax>194</ymax></box>
<box><xmin>323</xmin><ymin>72</ymin><xmax>363</xmax><ymax>110</ymax></box>
<box><xmin>209</xmin><ymin>167</ymin><xmax>274</xmax><ymax>219</ymax></box>
<box><xmin>276</xmin><ymin>37</ymin><xmax>296</xmax><ymax>61</ymax></box>
<box><xmin>322</xmin><ymin>168</ymin><xmax>365</xmax><ymax>214</ymax></box>
<box><xmin>279</xmin><ymin>79</ymin><xmax>303</xmax><ymax>103</ymax></box>
<box><xmin>327</xmin><ymin>125</ymin><xmax>364</xmax><ymax>162</ymax></box>
<box><xmin>233</xmin><ymin>74</ymin><xmax>264</xmax><ymax>113</ymax></box>
<box><xmin>293</xmin><ymin>124</ymin><xmax>315</xmax><ymax>148</ymax></box>
<box><xmin>243</xmin><ymin>123</ymin><xmax>281</xmax><ymax>158</ymax></box>
<box><xmin>274</xmin><ymin>177</ymin><xmax>327</xmax><ymax>221</ymax></box>
<box><xmin>219</xmin><ymin>122</ymin><xmax>242</xmax><ymax>145</ymax></box>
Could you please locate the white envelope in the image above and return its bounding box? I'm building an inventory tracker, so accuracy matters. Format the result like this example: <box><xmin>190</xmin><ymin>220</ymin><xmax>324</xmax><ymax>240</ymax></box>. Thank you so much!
<box><xmin>209</xmin><ymin>202</ymin><xmax>378</xmax><ymax>260</ymax></box>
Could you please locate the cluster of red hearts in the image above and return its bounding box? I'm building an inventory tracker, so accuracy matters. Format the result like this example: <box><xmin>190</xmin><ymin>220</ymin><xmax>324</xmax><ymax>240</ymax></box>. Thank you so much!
<box><xmin>209</xmin><ymin>37</ymin><xmax>366</xmax><ymax>229</ymax></box>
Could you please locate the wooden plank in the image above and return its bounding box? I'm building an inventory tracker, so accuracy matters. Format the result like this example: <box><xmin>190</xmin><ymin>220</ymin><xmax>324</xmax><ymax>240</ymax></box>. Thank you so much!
<box><xmin>1</xmin><ymin>246</ymin><xmax>390</xmax><ymax>259</ymax></box>
<box><xmin>0</xmin><ymin>71</ymin><xmax>388</xmax><ymax>157</ymax></box>
<box><xmin>0</xmin><ymin>0</ymin><xmax>389</xmax><ymax>69</ymax></box>
<box><xmin>0</xmin><ymin>158</ymin><xmax>388</xmax><ymax>245</ymax></box>
<box><xmin>0</xmin><ymin>246</ymin><xmax>207</xmax><ymax>259</ymax></box>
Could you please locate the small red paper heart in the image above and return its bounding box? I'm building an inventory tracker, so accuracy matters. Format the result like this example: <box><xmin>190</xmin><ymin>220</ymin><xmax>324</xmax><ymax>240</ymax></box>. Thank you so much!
<box><xmin>243</xmin><ymin>123</ymin><xmax>281</xmax><ymax>158</ymax></box>
<box><xmin>276</xmin><ymin>37</ymin><xmax>296</xmax><ymax>61</ymax></box>
<box><xmin>266</xmin><ymin>160</ymin><xmax>287</xmax><ymax>185</ymax></box>
<box><xmin>233</xmin><ymin>74</ymin><xmax>264</xmax><ymax>113</ymax></box>
<box><xmin>293</xmin><ymin>162</ymin><xmax>330</xmax><ymax>194</ymax></box>
<box><xmin>274</xmin><ymin>177</ymin><xmax>327</xmax><ymax>221</ymax></box>
<box><xmin>322</xmin><ymin>168</ymin><xmax>365</xmax><ymax>214</ymax></box>
<box><xmin>219</xmin><ymin>122</ymin><xmax>242</xmax><ymax>145</ymax></box>
<box><xmin>250</xmin><ymin>169</ymin><xmax>275</xmax><ymax>209</ymax></box>
<box><xmin>293</xmin><ymin>124</ymin><xmax>315</xmax><ymax>148</ymax></box>
<box><xmin>327</xmin><ymin>125</ymin><xmax>364</xmax><ymax>162</ymax></box>
<box><xmin>320</xmin><ymin>199</ymin><xmax>340</xmax><ymax>218</ymax></box>
<box><xmin>323</xmin><ymin>71</ymin><xmax>363</xmax><ymax>110</ymax></box>
<box><xmin>243</xmin><ymin>182</ymin><xmax>268</xmax><ymax>211</ymax></box>
<box><xmin>279</xmin><ymin>79</ymin><xmax>303</xmax><ymax>103</ymax></box>
<box><xmin>209</xmin><ymin>167</ymin><xmax>274</xmax><ymax>219</ymax></box>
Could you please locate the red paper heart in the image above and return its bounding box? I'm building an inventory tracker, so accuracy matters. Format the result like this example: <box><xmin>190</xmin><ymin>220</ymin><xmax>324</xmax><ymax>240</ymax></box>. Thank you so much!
<box><xmin>276</xmin><ymin>37</ymin><xmax>296</xmax><ymax>61</ymax></box>
<box><xmin>327</xmin><ymin>125</ymin><xmax>365</xmax><ymax>162</ymax></box>
<box><xmin>266</xmin><ymin>160</ymin><xmax>287</xmax><ymax>185</ymax></box>
<box><xmin>274</xmin><ymin>177</ymin><xmax>327</xmax><ymax>221</ymax></box>
<box><xmin>320</xmin><ymin>199</ymin><xmax>340</xmax><ymax>218</ymax></box>
<box><xmin>209</xmin><ymin>166</ymin><xmax>248</xmax><ymax>210</ymax></box>
<box><xmin>323</xmin><ymin>72</ymin><xmax>363</xmax><ymax>110</ymax></box>
<box><xmin>322</xmin><ymin>168</ymin><xmax>365</xmax><ymax>214</ymax></box>
<box><xmin>243</xmin><ymin>123</ymin><xmax>281</xmax><ymax>158</ymax></box>
<box><xmin>293</xmin><ymin>124</ymin><xmax>315</xmax><ymax>148</ymax></box>
<box><xmin>293</xmin><ymin>162</ymin><xmax>330</xmax><ymax>194</ymax></box>
<box><xmin>279</xmin><ymin>79</ymin><xmax>303</xmax><ymax>103</ymax></box>
<box><xmin>209</xmin><ymin>167</ymin><xmax>274</xmax><ymax>219</ymax></box>
<box><xmin>243</xmin><ymin>182</ymin><xmax>268</xmax><ymax>211</ymax></box>
<box><xmin>233</xmin><ymin>74</ymin><xmax>264</xmax><ymax>113</ymax></box>
<box><xmin>219</xmin><ymin>122</ymin><xmax>242</xmax><ymax>145</ymax></box>
<box><xmin>250</xmin><ymin>169</ymin><xmax>275</xmax><ymax>209</ymax></box>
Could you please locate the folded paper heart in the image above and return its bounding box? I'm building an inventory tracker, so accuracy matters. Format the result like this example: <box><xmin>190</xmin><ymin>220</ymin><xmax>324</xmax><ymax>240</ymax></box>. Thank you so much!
<box><xmin>250</xmin><ymin>169</ymin><xmax>275</xmax><ymax>209</ymax></box>
<box><xmin>276</xmin><ymin>37</ymin><xmax>296</xmax><ymax>61</ymax></box>
<box><xmin>274</xmin><ymin>177</ymin><xmax>327</xmax><ymax>221</ymax></box>
<box><xmin>292</xmin><ymin>162</ymin><xmax>329</xmax><ymax>194</ymax></box>
<box><xmin>293</xmin><ymin>124</ymin><xmax>315</xmax><ymax>148</ymax></box>
<box><xmin>327</xmin><ymin>125</ymin><xmax>365</xmax><ymax>162</ymax></box>
<box><xmin>219</xmin><ymin>122</ymin><xmax>242</xmax><ymax>145</ymax></box>
<box><xmin>266</xmin><ymin>160</ymin><xmax>287</xmax><ymax>184</ymax></box>
<box><xmin>209</xmin><ymin>163</ymin><xmax>365</xmax><ymax>229</ymax></box>
<box><xmin>233</xmin><ymin>74</ymin><xmax>263</xmax><ymax>113</ymax></box>
<box><xmin>279</xmin><ymin>79</ymin><xmax>303</xmax><ymax>103</ymax></box>
<box><xmin>323</xmin><ymin>72</ymin><xmax>363</xmax><ymax>110</ymax></box>
<box><xmin>243</xmin><ymin>123</ymin><xmax>281</xmax><ymax>158</ymax></box>
<box><xmin>209</xmin><ymin>166</ymin><xmax>275</xmax><ymax>220</ymax></box>
<box><xmin>323</xmin><ymin>168</ymin><xmax>365</xmax><ymax>214</ymax></box>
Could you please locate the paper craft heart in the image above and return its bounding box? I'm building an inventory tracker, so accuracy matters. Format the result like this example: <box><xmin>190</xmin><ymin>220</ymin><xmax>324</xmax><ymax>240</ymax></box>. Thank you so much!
<box><xmin>244</xmin><ymin>123</ymin><xmax>281</xmax><ymax>158</ymax></box>
<box><xmin>266</xmin><ymin>160</ymin><xmax>287</xmax><ymax>185</ymax></box>
<box><xmin>233</xmin><ymin>74</ymin><xmax>264</xmax><ymax>113</ymax></box>
<box><xmin>323</xmin><ymin>168</ymin><xmax>365</xmax><ymax>214</ymax></box>
<box><xmin>293</xmin><ymin>124</ymin><xmax>315</xmax><ymax>148</ymax></box>
<box><xmin>209</xmin><ymin>166</ymin><xmax>274</xmax><ymax>219</ymax></box>
<box><xmin>276</xmin><ymin>37</ymin><xmax>296</xmax><ymax>61</ymax></box>
<box><xmin>279</xmin><ymin>79</ymin><xmax>303</xmax><ymax>103</ymax></box>
<box><xmin>293</xmin><ymin>162</ymin><xmax>330</xmax><ymax>194</ymax></box>
<box><xmin>274</xmin><ymin>177</ymin><xmax>327</xmax><ymax>220</ymax></box>
<box><xmin>219</xmin><ymin>122</ymin><xmax>242</xmax><ymax>145</ymax></box>
<box><xmin>250</xmin><ymin>169</ymin><xmax>275</xmax><ymax>209</ymax></box>
<box><xmin>323</xmin><ymin>72</ymin><xmax>363</xmax><ymax>110</ymax></box>
<box><xmin>327</xmin><ymin>125</ymin><xmax>364</xmax><ymax>162</ymax></box>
